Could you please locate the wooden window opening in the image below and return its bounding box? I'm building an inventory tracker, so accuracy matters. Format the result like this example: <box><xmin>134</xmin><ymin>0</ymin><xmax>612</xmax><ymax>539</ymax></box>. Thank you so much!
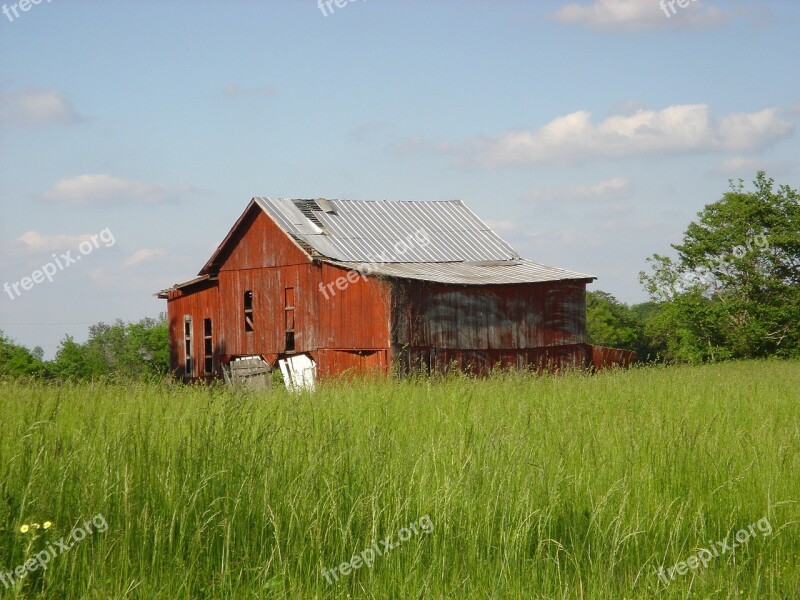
<box><xmin>203</xmin><ymin>318</ymin><xmax>213</xmax><ymax>375</ymax></box>
<box><xmin>184</xmin><ymin>316</ymin><xmax>193</xmax><ymax>378</ymax></box>
<box><xmin>285</xmin><ymin>287</ymin><xmax>295</xmax><ymax>352</ymax></box>
<box><xmin>244</xmin><ymin>291</ymin><xmax>254</xmax><ymax>332</ymax></box>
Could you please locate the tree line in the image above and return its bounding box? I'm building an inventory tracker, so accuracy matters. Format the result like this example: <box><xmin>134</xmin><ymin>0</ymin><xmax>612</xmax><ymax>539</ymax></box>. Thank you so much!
<box><xmin>1</xmin><ymin>172</ymin><xmax>798</xmax><ymax>380</ymax></box>
<box><xmin>0</xmin><ymin>316</ymin><xmax>169</xmax><ymax>381</ymax></box>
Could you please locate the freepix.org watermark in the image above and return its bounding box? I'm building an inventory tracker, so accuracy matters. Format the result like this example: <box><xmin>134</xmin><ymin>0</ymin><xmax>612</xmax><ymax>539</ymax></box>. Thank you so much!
<box><xmin>321</xmin><ymin>514</ymin><xmax>433</xmax><ymax>585</ymax></box>
<box><xmin>1</xmin><ymin>514</ymin><xmax>108</xmax><ymax>590</ymax></box>
<box><xmin>655</xmin><ymin>516</ymin><xmax>772</xmax><ymax>586</ymax></box>
<box><xmin>660</xmin><ymin>0</ymin><xmax>701</xmax><ymax>19</ymax></box>
<box><xmin>317</xmin><ymin>0</ymin><xmax>367</xmax><ymax>18</ymax></box>
<box><xmin>688</xmin><ymin>232</ymin><xmax>769</xmax><ymax>287</ymax></box>
<box><xmin>2</xmin><ymin>0</ymin><xmax>53</xmax><ymax>24</ymax></box>
<box><xmin>318</xmin><ymin>229</ymin><xmax>430</xmax><ymax>300</ymax></box>
<box><xmin>3</xmin><ymin>228</ymin><xmax>115</xmax><ymax>301</ymax></box>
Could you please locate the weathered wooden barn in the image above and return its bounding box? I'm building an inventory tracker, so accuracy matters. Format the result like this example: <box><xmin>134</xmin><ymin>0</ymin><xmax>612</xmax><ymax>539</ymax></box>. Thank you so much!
<box><xmin>158</xmin><ymin>198</ymin><xmax>625</xmax><ymax>383</ymax></box>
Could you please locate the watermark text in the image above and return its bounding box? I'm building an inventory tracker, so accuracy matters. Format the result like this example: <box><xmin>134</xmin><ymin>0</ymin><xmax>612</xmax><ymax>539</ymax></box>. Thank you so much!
<box><xmin>2</xmin><ymin>0</ymin><xmax>53</xmax><ymax>24</ymax></box>
<box><xmin>321</xmin><ymin>514</ymin><xmax>433</xmax><ymax>585</ymax></box>
<box><xmin>3</xmin><ymin>228</ymin><xmax>115</xmax><ymax>301</ymax></box>
<box><xmin>1</xmin><ymin>514</ymin><xmax>107</xmax><ymax>590</ymax></box>
<box><xmin>655</xmin><ymin>516</ymin><xmax>772</xmax><ymax>586</ymax></box>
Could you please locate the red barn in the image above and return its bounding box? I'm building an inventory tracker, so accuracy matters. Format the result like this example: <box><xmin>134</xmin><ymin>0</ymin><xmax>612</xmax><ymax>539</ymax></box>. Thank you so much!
<box><xmin>157</xmin><ymin>197</ymin><xmax>618</xmax><ymax>383</ymax></box>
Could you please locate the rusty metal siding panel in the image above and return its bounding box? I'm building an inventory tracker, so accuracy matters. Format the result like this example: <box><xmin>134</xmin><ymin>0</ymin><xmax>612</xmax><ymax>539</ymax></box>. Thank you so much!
<box><xmin>391</xmin><ymin>281</ymin><xmax>586</xmax><ymax>349</ymax></box>
<box><xmin>390</xmin><ymin>280</ymin><xmax>587</xmax><ymax>363</ymax></box>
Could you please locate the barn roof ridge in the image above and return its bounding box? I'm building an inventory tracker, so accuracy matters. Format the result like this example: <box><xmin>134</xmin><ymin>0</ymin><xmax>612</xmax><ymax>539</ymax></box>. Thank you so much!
<box><xmin>267</xmin><ymin>197</ymin><xmax>465</xmax><ymax>203</ymax></box>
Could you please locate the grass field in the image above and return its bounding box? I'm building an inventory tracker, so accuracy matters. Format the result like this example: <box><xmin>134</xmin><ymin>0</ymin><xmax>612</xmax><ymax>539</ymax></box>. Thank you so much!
<box><xmin>1</xmin><ymin>361</ymin><xmax>799</xmax><ymax>599</ymax></box>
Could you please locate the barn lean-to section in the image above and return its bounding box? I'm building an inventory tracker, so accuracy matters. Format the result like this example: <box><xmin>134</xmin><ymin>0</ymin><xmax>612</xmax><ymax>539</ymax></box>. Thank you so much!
<box><xmin>390</xmin><ymin>279</ymin><xmax>591</xmax><ymax>374</ymax></box>
<box><xmin>158</xmin><ymin>197</ymin><xmax>632</xmax><ymax>383</ymax></box>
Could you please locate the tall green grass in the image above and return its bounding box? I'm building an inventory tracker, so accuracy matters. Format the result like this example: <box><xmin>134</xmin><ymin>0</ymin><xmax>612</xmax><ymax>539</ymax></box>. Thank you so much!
<box><xmin>1</xmin><ymin>361</ymin><xmax>798</xmax><ymax>598</ymax></box>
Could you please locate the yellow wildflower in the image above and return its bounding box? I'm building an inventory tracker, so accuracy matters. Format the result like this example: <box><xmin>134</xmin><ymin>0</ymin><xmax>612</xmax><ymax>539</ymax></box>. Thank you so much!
<box><xmin>19</xmin><ymin>524</ymin><xmax>29</xmax><ymax>533</ymax></box>
<box><xmin>43</xmin><ymin>521</ymin><xmax>52</xmax><ymax>529</ymax></box>
<box><xmin>32</xmin><ymin>523</ymin><xmax>41</xmax><ymax>529</ymax></box>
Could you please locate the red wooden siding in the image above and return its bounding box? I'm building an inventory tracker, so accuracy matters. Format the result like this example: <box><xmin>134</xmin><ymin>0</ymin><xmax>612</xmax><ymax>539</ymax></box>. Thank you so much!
<box><xmin>315</xmin><ymin>349</ymin><xmax>389</xmax><ymax>379</ymax></box>
<box><xmin>165</xmin><ymin>280</ymin><xmax>219</xmax><ymax>380</ymax></box>
<box><xmin>216</xmin><ymin>207</ymin><xmax>309</xmax><ymax>270</ymax></box>
<box><xmin>317</xmin><ymin>263</ymin><xmax>391</xmax><ymax>351</ymax></box>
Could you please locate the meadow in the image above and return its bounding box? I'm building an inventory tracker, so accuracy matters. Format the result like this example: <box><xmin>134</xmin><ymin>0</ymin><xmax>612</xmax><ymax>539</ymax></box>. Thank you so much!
<box><xmin>1</xmin><ymin>360</ymin><xmax>798</xmax><ymax>599</ymax></box>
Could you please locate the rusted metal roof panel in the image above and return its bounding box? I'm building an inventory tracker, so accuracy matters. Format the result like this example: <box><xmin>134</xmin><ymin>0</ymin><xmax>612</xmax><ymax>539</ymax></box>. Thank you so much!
<box><xmin>254</xmin><ymin>197</ymin><xmax>520</xmax><ymax>263</ymax></box>
<box><xmin>325</xmin><ymin>259</ymin><xmax>594</xmax><ymax>285</ymax></box>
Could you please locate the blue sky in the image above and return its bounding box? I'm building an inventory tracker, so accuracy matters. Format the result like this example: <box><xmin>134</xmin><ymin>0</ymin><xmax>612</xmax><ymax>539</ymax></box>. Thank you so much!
<box><xmin>1</xmin><ymin>0</ymin><xmax>798</xmax><ymax>356</ymax></box>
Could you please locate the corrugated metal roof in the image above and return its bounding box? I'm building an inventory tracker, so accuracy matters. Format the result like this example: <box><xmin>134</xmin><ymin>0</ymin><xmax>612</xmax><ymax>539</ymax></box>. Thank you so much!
<box><xmin>189</xmin><ymin>197</ymin><xmax>596</xmax><ymax>286</ymax></box>
<box><xmin>325</xmin><ymin>259</ymin><xmax>594</xmax><ymax>285</ymax></box>
<box><xmin>255</xmin><ymin>197</ymin><xmax>520</xmax><ymax>263</ymax></box>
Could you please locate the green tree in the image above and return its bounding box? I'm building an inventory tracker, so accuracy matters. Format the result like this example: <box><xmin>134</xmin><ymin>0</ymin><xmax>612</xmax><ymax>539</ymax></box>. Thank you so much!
<box><xmin>0</xmin><ymin>331</ymin><xmax>46</xmax><ymax>378</ymax></box>
<box><xmin>586</xmin><ymin>291</ymin><xmax>639</xmax><ymax>349</ymax></box>
<box><xmin>51</xmin><ymin>335</ymin><xmax>98</xmax><ymax>380</ymax></box>
<box><xmin>51</xmin><ymin>314</ymin><xmax>169</xmax><ymax>380</ymax></box>
<box><xmin>639</xmin><ymin>172</ymin><xmax>800</xmax><ymax>362</ymax></box>
<box><xmin>586</xmin><ymin>292</ymin><xmax>665</xmax><ymax>361</ymax></box>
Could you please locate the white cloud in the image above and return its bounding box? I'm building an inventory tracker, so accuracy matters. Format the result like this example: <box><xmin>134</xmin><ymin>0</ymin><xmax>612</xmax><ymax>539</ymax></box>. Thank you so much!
<box><xmin>220</xmin><ymin>83</ymin><xmax>275</xmax><ymax>98</ymax></box>
<box><xmin>39</xmin><ymin>174</ymin><xmax>194</xmax><ymax>206</ymax></box>
<box><xmin>0</xmin><ymin>88</ymin><xmax>85</xmax><ymax>125</ymax></box>
<box><xmin>4</xmin><ymin>231</ymin><xmax>95</xmax><ymax>257</ymax></box>
<box><xmin>123</xmin><ymin>248</ymin><xmax>166</xmax><ymax>267</ymax></box>
<box><xmin>553</xmin><ymin>0</ymin><xmax>729</xmax><ymax>31</ymax></box>
<box><xmin>455</xmin><ymin>105</ymin><xmax>793</xmax><ymax>167</ymax></box>
<box><xmin>525</xmin><ymin>177</ymin><xmax>631</xmax><ymax>204</ymax></box>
